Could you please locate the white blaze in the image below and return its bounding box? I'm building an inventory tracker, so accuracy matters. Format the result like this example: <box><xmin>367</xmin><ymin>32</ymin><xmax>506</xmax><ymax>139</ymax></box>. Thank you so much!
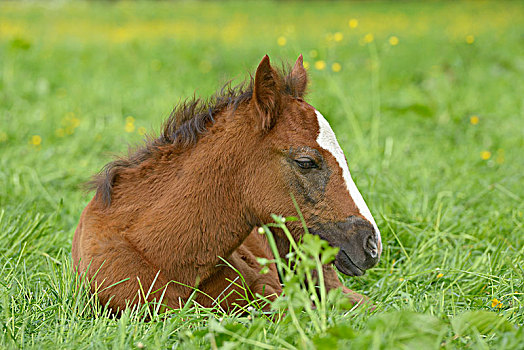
<box><xmin>315</xmin><ymin>110</ymin><xmax>382</xmax><ymax>252</ymax></box>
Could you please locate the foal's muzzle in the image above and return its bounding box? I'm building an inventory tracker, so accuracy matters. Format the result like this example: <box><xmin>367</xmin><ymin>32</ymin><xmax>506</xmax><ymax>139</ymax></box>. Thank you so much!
<box><xmin>314</xmin><ymin>216</ymin><xmax>381</xmax><ymax>276</ymax></box>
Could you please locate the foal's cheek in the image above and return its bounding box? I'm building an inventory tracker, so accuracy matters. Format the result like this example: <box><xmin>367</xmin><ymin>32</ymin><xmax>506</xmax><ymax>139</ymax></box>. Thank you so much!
<box><xmin>282</xmin><ymin>161</ymin><xmax>330</xmax><ymax>207</ymax></box>
<box><xmin>298</xmin><ymin>172</ymin><xmax>331</xmax><ymax>210</ymax></box>
<box><xmin>287</xmin><ymin>170</ymin><xmax>323</xmax><ymax>205</ymax></box>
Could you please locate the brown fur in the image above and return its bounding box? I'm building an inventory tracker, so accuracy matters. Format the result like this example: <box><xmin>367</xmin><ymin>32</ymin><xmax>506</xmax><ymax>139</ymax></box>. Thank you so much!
<box><xmin>72</xmin><ymin>55</ymin><xmax>378</xmax><ymax>314</ymax></box>
<box><xmin>89</xmin><ymin>61</ymin><xmax>307</xmax><ymax>207</ymax></box>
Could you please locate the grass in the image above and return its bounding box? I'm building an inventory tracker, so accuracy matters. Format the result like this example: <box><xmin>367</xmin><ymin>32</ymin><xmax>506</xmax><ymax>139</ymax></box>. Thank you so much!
<box><xmin>1</xmin><ymin>0</ymin><xmax>523</xmax><ymax>348</ymax></box>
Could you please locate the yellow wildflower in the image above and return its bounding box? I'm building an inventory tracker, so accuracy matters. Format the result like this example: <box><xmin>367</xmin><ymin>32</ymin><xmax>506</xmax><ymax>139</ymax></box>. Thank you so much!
<box><xmin>31</xmin><ymin>135</ymin><xmax>42</xmax><ymax>146</ymax></box>
<box><xmin>303</xmin><ymin>61</ymin><xmax>310</xmax><ymax>70</ymax></box>
<box><xmin>363</xmin><ymin>33</ymin><xmax>374</xmax><ymax>43</ymax></box>
<box><xmin>125</xmin><ymin>116</ymin><xmax>136</xmax><ymax>133</ymax></box>
<box><xmin>470</xmin><ymin>115</ymin><xmax>479</xmax><ymax>125</ymax></box>
<box><xmin>491</xmin><ymin>298</ymin><xmax>503</xmax><ymax>308</ymax></box>
<box><xmin>437</xmin><ymin>273</ymin><xmax>444</xmax><ymax>278</ymax></box>
<box><xmin>137</xmin><ymin>127</ymin><xmax>147</xmax><ymax>136</ymax></box>
<box><xmin>466</xmin><ymin>35</ymin><xmax>475</xmax><ymax>44</ymax></box>
<box><xmin>399</xmin><ymin>278</ymin><xmax>404</xmax><ymax>282</ymax></box>
<box><xmin>314</xmin><ymin>60</ymin><xmax>326</xmax><ymax>70</ymax></box>
<box><xmin>331</xmin><ymin>62</ymin><xmax>341</xmax><ymax>72</ymax></box>
<box><xmin>389</xmin><ymin>36</ymin><xmax>399</xmax><ymax>46</ymax></box>
<box><xmin>125</xmin><ymin>122</ymin><xmax>135</xmax><ymax>133</ymax></box>
<box><xmin>348</xmin><ymin>19</ymin><xmax>358</xmax><ymax>29</ymax></box>
<box><xmin>334</xmin><ymin>32</ymin><xmax>343</xmax><ymax>42</ymax></box>
<box><xmin>481</xmin><ymin>151</ymin><xmax>491</xmax><ymax>160</ymax></box>
<box><xmin>277</xmin><ymin>36</ymin><xmax>287</xmax><ymax>46</ymax></box>
<box><xmin>61</xmin><ymin>113</ymin><xmax>80</xmax><ymax>135</ymax></box>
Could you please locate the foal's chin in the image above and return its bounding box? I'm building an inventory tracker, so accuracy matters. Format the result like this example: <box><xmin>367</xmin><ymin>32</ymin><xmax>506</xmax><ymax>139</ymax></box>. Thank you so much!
<box><xmin>334</xmin><ymin>251</ymin><xmax>365</xmax><ymax>277</ymax></box>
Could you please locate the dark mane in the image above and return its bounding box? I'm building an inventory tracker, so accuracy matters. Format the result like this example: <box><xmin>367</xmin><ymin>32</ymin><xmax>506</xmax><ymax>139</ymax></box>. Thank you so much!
<box><xmin>89</xmin><ymin>64</ymin><xmax>305</xmax><ymax>206</ymax></box>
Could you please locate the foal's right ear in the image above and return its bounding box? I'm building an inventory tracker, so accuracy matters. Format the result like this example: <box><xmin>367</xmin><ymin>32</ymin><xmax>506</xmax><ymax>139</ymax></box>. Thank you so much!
<box><xmin>252</xmin><ymin>55</ymin><xmax>282</xmax><ymax>131</ymax></box>
<box><xmin>287</xmin><ymin>54</ymin><xmax>308</xmax><ymax>98</ymax></box>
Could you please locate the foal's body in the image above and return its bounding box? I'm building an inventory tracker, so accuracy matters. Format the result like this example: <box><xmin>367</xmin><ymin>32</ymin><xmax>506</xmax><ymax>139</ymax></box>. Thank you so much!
<box><xmin>73</xmin><ymin>106</ymin><xmax>283</xmax><ymax>310</ymax></box>
<box><xmin>73</xmin><ymin>55</ymin><xmax>381</xmax><ymax>312</ymax></box>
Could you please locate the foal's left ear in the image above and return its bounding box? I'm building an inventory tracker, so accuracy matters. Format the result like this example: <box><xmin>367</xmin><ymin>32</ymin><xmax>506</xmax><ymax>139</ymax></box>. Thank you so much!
<box><xmin>252</xmin><ymin>55</ymin><xmax>282</xmax><ymax>130</ymax></box>
<box><xmin>287</xmin><ymin>54</ymin><xmax>308</xmax><ymax>98</ymax></box>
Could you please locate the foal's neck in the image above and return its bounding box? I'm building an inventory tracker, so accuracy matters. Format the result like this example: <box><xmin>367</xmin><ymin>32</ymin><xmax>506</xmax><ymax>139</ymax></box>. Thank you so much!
<box><xmin>105</xmin><ymin>109</ymin><xmax>257</xmax><ymax>284</ymax></box>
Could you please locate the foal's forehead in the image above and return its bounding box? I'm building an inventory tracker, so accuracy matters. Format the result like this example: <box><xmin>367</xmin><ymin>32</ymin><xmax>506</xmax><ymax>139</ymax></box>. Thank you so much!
<box><xmin>283</xmin><ymin>100</ymin><xmax>324</xmax><ymax>138</ymax></box>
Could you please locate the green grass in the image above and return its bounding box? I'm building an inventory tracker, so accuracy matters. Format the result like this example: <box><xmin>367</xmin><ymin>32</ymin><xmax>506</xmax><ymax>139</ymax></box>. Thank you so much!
<box><xmin>1</xmin><ymin>1</ymin><xmax>523</xmax><ymax>348</ymax></box>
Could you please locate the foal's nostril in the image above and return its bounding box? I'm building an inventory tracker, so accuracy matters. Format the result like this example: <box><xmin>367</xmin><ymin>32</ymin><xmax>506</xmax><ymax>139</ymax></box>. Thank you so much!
<box><xmin>364</xmin><ymin>235</ymin><xmax>378</xmax><ymax>259</ymax></box>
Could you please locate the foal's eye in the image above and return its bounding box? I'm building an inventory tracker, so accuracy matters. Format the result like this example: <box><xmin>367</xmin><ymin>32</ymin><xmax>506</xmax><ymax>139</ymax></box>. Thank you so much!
<box><xmin>295</xmin><ymin>157</ymin><xmax>318</xmax><ymax>169</ymax></box>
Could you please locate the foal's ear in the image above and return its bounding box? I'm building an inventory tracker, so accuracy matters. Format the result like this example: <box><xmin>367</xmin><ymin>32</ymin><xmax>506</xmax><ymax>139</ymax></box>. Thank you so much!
<box><xmin>287</xmin><ymin>54</ymin><xmax>308</xmax><ymax>98</ymax></box>
<box><xmin>252</xmin><ymin>55</ymin><xmax>282</xmax><ymax>130</ymax></box>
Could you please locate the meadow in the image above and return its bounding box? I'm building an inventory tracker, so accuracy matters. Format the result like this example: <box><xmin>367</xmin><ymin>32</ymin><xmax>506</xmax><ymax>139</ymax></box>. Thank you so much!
<box><xmin>0</xmin><ymin>1</ymin><xmax>523</xmax><ymax>348</ymax></box>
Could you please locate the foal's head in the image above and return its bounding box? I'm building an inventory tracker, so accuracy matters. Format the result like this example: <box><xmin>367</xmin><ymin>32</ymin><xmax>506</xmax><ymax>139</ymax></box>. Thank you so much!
<box><xmin>246</xmin><ymin>55</ymin><xmax>381</xmax><ymax>276</ymax></box>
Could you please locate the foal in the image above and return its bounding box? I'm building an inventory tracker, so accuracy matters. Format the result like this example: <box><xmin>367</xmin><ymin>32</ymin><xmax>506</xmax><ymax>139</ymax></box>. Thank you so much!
<box><xmin>72</xmin><ymin>55</ymin><xmax>382</xmax><ymax>313</ymax></box>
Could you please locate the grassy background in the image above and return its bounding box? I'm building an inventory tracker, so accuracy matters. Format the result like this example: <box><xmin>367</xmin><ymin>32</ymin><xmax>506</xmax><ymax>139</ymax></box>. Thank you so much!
<box><xmin>1</xmin><ymin>1</ymin><xmax>523</xmax><ymax>348</ymax></box>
